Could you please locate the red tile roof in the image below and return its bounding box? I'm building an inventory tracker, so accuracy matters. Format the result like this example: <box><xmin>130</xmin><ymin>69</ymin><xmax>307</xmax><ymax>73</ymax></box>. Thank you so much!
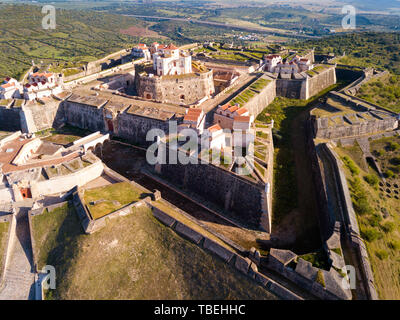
<box><xmin>219</xmin><ymin>103</ymin><xmax>231</xmax><ymax>111</ymax></box>
<box><xmin>187</xmin><ymin>108</ymin><xmax>202</xmax><ymax>114</ymax></box>
<box><xmin>183</xmin><ymin>114</ymin><xmax>200</xmax><ymax>122</ymax></box>
<box><xmin>207</xmin><ymin>124</ymin><xmax>222</xmax><ymax>133</ymax></box>
<box><xmin>236</xmin><ymin>108</ymin><xmax>248</xmax><ymax>116</ymax></box>
<box><xmin>165</xmin><ymin>43</ymin><xmax>178</xmax><ymax>50</ymax></box>
<box><xmin>234</xmin><ymin>116</ymin><xmax>251</xmax><ymax>123</ymax></box>
<box><xmin>228</xmin><ymin>106</ymin><xmax>239</xmax><ymax>113</ymax></box>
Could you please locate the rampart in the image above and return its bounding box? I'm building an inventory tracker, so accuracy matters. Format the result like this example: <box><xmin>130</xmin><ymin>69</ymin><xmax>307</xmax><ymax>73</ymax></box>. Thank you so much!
<box><xmin>311</xmin><ymin>92</ymin><xmax>398</xmax><ymax>140</ymax></box>
<box><xmin>154</xmin><ymin>148</ymin><xmax>270</xmax><ymax>232</ymax></box>
<box><xmin>318</xmin><ymin>142</ymin><xmax>378</xmax><ymax>299</ymax></box>
<box><xmin>275</xmin><ymin>65</ymin><xmax>336</xmax><ymax>100</ymax></box>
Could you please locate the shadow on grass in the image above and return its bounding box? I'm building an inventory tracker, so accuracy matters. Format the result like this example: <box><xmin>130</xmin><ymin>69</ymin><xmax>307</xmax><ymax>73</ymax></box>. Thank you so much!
<box><xmin>41</xmin><ymin>204</ymin><xmax>84</xmax><ymax>300</ymax></box>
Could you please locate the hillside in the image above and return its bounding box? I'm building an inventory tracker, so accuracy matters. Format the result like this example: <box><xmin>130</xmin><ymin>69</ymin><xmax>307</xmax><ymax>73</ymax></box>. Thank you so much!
<box><xmin>31</xmin><ymin>203</ymin><xmax>277</xmax><ymax>300</ymax></box>
<box><xmin>357</xmin><ymin>73</ymin><xmax>400</xmax><ymax>113</ymax></box>
<box><xmin>303</xmin><ymin>33</ymin><xmax>400</xmax><ymax>74</ymax></box>
<box><xmin>0</xmin><ymin>4</ymin><xmax>165</xmax><ymax>79</ymax></box>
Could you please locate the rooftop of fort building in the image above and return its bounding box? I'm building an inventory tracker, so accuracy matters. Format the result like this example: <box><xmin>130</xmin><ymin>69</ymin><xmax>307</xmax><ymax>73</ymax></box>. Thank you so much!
<box><xmin>126</xmin><ymin>103</ymin><xmax>183</xmax><ymax>121</ymax></box>
<box><xmin>67</xmin><ymin>93</ymin><xmax>108</xmax><ymax>109</ymax></box>
<box><xmin>311</xmin><ymin>93</ymin><xmax>396</xmax><ymax>124</ymax></box>
<box><xmin>104</xmin><ymin>100</ymin><xmax>131</xmax><ymax>114</ymax></box>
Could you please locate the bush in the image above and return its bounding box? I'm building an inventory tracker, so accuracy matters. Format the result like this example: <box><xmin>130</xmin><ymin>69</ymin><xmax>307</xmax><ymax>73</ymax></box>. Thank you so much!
<box><xmin>361</xmin><ymin>228</ymin><xmax>381</xmax><ymax>242</ymax></box>
<box><xmin>384</xmin><ymin>170</ymin><xmax>394</xmax><ymax>178</ymax></box>
<box><xmin>364</xmin><ymin>174</ymin><xmax>379</xmax><ymax>187</ymax></box>
<box><xmin>368</xmin><ymin>214</ymin><xmax>382</xmax><ymax>227</ymax></box>
<box><xmin>342</xmin><ymin>156</ymin><xmax>360</xmax><ymax>176</ymax></box>
<box><xmin>388</xmin><ymin>240</ymin><xmax>400</xmax><ymax>250</ymax></box>
<box><xmin>374</xmin><ymin>149</ymin><xmax>384</xmax><ymax>157</ymax></box>
<box><xmin>382</xmin><ymin>221</ymin><xmax>395</xmax><ymax>233</ymax></box>
<box><xmin>375</xmin><ymin>249</ymin><xmax>389</xmax><ymax>260</ymax></box>
<box><xmin>387</xmin><ymin>142</ymin><xmax>400</xmax><ymax>151</ymax></box>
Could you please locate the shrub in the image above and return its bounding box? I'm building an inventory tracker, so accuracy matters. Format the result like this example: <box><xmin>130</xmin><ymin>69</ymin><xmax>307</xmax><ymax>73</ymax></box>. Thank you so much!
<box><xmin>387</xmin><ymin>142</ymin><xmax>400</xmax><ymax>151</ymax></box>
<box><xmin>384</xmin><ymin>170</ymin><xmax>394</xmax><ymax>178</ymax></box>
<box><xmin>382</xmin><ymin>221</ymin><xmax>395</xmax><ymax>233</ymax></box>
<box><xmin>342</xmin><ymin>156</ymin><xmax>360</xmax><ymax>176</ymax></box>
<box><xmin>368</xmin><ymin>214</ymin><xmax>382</xmax><ymax>227</ymax></box>
<box><xmin>388</xmin><ymin>240</ymin><xmax>400</xmax><ymax>251</ymax></box>
<box><xmin>374</xmin><ymin>149</ymin><xmax>384</xmax><ymax>157</ymax></box>
<box><xmin>375</xmin><ymin>249</ymin><xmax>389</xmax><ymax>260</ymax></box>
<box><xmin>363</xmin><ymin>174</ymin><xmax>379</xmax><ymax>187</ymax></box>
<box><xmin>361</xmin><ymin>228</ymin><xmax>381</xmax><ymax>242</ymax></box>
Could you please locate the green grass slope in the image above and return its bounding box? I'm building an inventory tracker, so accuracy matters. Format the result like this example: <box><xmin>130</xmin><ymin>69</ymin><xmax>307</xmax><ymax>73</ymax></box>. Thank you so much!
<box><xmin>31</xmin><ymin>203</ymin><xmax>277</xmax><ymax>300</ymax></box>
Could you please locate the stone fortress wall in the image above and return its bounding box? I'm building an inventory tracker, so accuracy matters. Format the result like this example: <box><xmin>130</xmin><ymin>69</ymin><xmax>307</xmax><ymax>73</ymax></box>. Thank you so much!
<box><xmin>275</xmin><ymin>65</ymin><xmax>337</xmax><ymax>100</ymax></box>
<box><xmin>307</xmin><ymin>66</ymin><xmax>337</xmax><ymax>98</ymax></box>
<box><xmin>0</xmin><ymin>107</ymin><xmax>21</xmax><ymax>131</ymax></box>
<box><xmin>311</xmin><ymin>92</ymin><xmax>399</xmax><ymax>140</ymax></box>
<box><xmin>155</xmin><ymin>148</ymin><xmax>270</xmax><ymax>232</ymax></box>
<box><xmin>319</xmin><ymin>143</ymin><xmax>378</xmax><ymax>299</ymax></box>
<box><xmin>135</xmin><ymin>69</ymin><xmax>215</xmax><ymax>105</ymax></box>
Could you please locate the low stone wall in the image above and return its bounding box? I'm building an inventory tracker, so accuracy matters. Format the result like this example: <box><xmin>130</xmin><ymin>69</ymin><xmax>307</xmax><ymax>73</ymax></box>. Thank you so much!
<box><xmin>149</xmin><ymin>202</ymin><xmax>302</xmax><ymax>300</ymax></box>
<box><xmin>0</xmin><ymin>213</ymin><xmax>16</xmax><ymax>289</ymax></box>
<box><xmin>342</xmin><ymin>69</ymin><xmax>389</xmax><ymax>96</ymax></box>
<box><xmin>266</xmin><ymin>251</ymin><xmax>351</xmax><ymax>300</ymax></box>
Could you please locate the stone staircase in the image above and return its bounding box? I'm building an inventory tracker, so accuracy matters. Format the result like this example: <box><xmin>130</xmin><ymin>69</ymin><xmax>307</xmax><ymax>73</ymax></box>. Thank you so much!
<box><xmin>0</xmin><ymin>207</ymin><xmax>35</xmax><ymax>300</ymax></box>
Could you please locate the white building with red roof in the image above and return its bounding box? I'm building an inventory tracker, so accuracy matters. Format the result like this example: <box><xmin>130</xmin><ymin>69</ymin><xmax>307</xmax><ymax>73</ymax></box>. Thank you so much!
<box><xmin>265</xmin><ymin>54</ymin><xmax>314</xmax><ymax>74</ymax></box>
<box><xmin>152</xmin><ymin>43</ymin><xmax>192</xmax><ymax>76</ymax></box>
<box><xmin>214</xmin><ymin>103</ymin><xmax>253</xmax><ymax>130</ymax></box>
<box><xmin>264</xmin><ymin>54</ymin><xmax>282</xmax><ymax>73</ymax></box>
<box><xmin>28</xmin><ymin>72</ymin><xmax>57</xmax><ymax>86</ymax></box>
<box><xmin>0</xmin><ymin>77</ymin><xmax>22</xmax><ymax>99</ymax></box>
<box><xmin>178</xmin><ymin>108</ymin><xmax>205</xmax><ymax>134</ymax></box>
<box><xmin>132</xmin><ymin>43</ymin><xmax>151</xmax><ymax>60</ymax></box>
<box><xmin>24</xmin><ymin>72</ymin><xmax>63</xmax><ymax>100</ymax></box>
<box><xmin>203</xmin><ymin>124</ymin><xmax>226</xmax><ymax>150</ymax></box>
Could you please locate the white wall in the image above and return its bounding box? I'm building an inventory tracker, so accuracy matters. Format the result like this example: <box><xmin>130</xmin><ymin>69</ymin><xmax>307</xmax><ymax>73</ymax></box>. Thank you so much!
<box><xmin>31</xmin><ymin>161</ymin><xmax>104</xmax><ymax>197</ymax></box>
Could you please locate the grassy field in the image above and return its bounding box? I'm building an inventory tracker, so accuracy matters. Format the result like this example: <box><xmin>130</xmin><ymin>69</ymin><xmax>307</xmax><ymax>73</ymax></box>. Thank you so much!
<box><xmin>84</xmin><ymin>182</ymin><xmax>143</xmax><ymax>220</ymax></box>
<box><xmin>357</xmin><ymin>73</ymin><xmax>400</xmax><ymax>113</ymax></box>
<box><xmin>0</xmin><ymin>221</ymin><xmax>9</xmax><ymax>279</ymax></box>
<box><xmin>31</xmin><ymin>203</ymin><xmax>277</xmax><ymax>300</ymax></box>
<box><xmin>335</xmin><ymin>136</ymin><xmax>400</xmax><ymax>299</ymax></box>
